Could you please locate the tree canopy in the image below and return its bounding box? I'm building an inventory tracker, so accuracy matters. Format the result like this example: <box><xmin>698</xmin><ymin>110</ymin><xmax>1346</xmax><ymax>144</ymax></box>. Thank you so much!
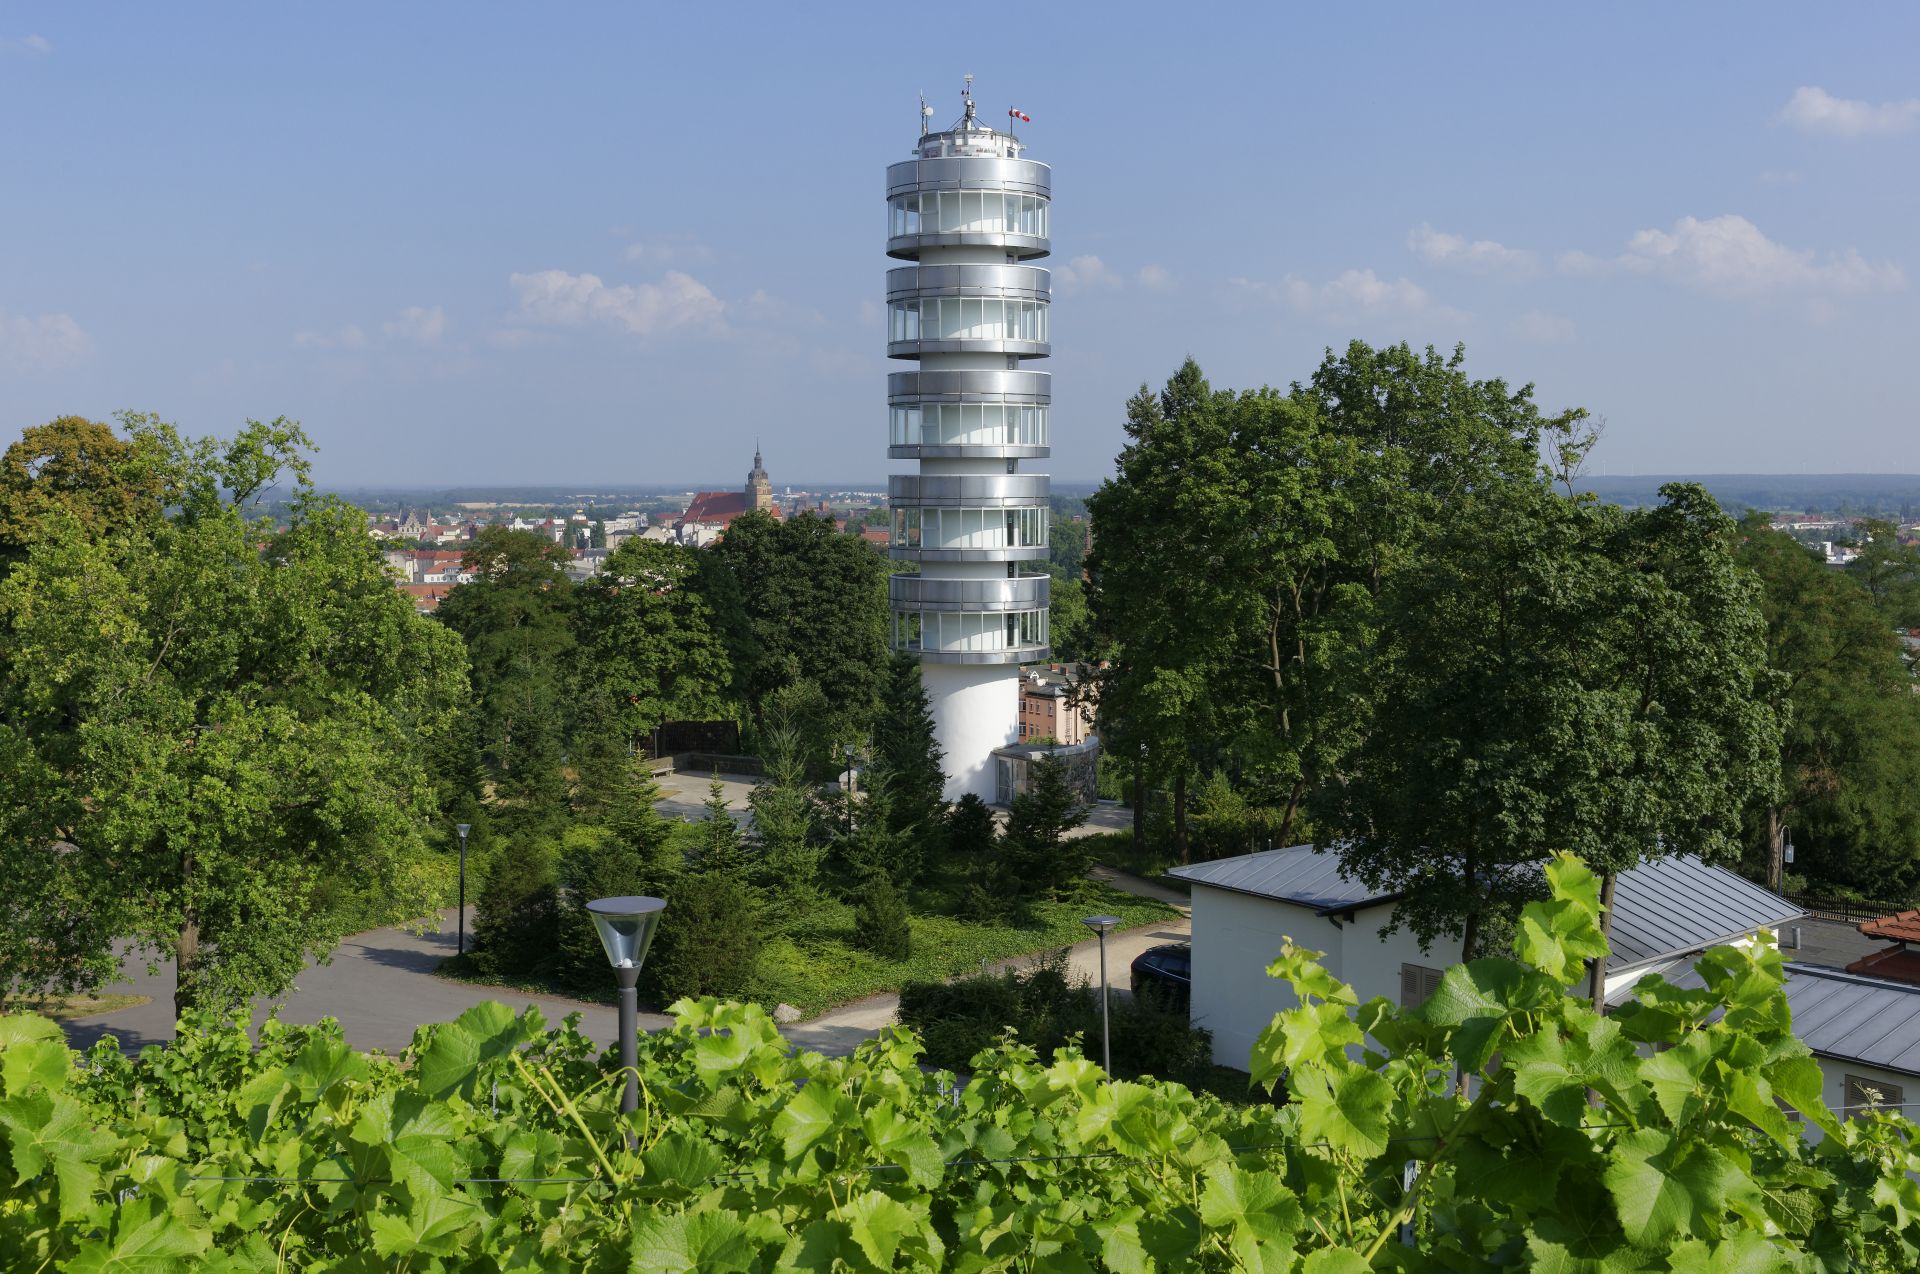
<box><xmin>0</xmin><ymin>416</ymin><xmax>468</xmax><ymax>1015</ymax></box>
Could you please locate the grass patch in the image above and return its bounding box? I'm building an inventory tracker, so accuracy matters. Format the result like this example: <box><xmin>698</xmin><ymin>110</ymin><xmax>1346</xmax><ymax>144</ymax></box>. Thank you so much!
<box><xmin>753</xmin><ymin>883</ymin><xmax>1179</xmax><ymax>1019</ymax></box>
<box><xmin>18</xmin><ymin>992</ymin><xmax>152</xmax><ymax>1021</ymax></box>
<box><xmin>1075</xmin><ymin>829</ymin><xmax>1187</xmax><ymax>883</ymax></box>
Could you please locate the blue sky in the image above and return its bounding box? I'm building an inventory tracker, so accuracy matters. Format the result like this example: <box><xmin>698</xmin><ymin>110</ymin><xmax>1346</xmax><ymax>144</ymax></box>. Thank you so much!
<box><xmin>2</xmin><ymin>4</ymin><xmax>1915</xmax><ymax>486</ymax></box>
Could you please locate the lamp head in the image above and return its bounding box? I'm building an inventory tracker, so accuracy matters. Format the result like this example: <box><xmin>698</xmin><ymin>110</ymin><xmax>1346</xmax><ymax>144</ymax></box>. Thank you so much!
<box><xmin>1081</xmin><ymin>915</ymin><xmax>1121</xmax><ymax>934</ymax></box>
<box><xmin>585</xmin><ymin>895</ymin><xmax>667</xmax><ymax>969</ymax></box>
<box><xmin>455</xmin><ymin>823</ymin><xmax>471</xmax><ymax>838</ymax></box>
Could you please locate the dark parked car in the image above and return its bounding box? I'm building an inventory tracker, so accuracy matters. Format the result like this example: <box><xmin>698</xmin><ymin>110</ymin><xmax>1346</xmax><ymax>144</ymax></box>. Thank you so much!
<box><xmin>1129</xmin><ymin>942</ymin><xmax>1190</xmax><ymax>1011</ymax></box>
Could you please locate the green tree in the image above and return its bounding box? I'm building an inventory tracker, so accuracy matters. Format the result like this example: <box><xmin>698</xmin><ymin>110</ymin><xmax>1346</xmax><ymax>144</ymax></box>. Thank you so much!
<box><xmin>1844</xmin><ymin>517</ymin><xmax>1920</xmax><ymax>627</ymax></box>
<box><xmin>1043</xmin><ymin>568</ymin><xmax>1092</xmax><ymax>662</ymax></box>
<box><xmin>471</xmin><ymin>835</ymin><xmax>558</xmax><ymax>979</ymax></box>
<box><xmin>692</xmin><ymin>776</ymin><xmax>742</xmax><ymax>875</ymax></box>
<box><xmin>643</xmin><ymin>870</ymin><xmax>761</xmax><ymax>1002</ymax></box>
<box><xmin>747</xmin><ymin>689</ymin><xmax>825</xmax><ymax>926</ymax></box>
<box><xmin>1000</xmin><ymin>755</ymin><xmax>1092</xmax><ymax>902</ymax></box>
<box><xmin>870</xmin><ymin>652</ymin><xmax>945</xmax><ymax>838</ymax></box>
<box><xmin>0</xmin><ymin>417</ymin><xmax>470</xmax><ymax>1015</ymax></box>
<box><xmin>946</xmin><ymin>793</ymin><xmax>996</xmax><ymax>857</ymax></box>
<box><xmin>436</xmin><ymin>527</ymin><xmax>575</xmax><ymax>809</ymax></box>
<box><xmin>712</xmin><ymin>510</ymin><xmax>889</xmax><ymax>739</ymax></box>
<box><xmin>570</xmin><ymin>538</ymin><xmax>738</xmax><ymax>748</ymax></box>
<box><xmin>1091</xmin><ymin>347</ymin><xmax>1564</xmax><ymax>860</ymax></box>
<box><xmin>0</xmin><ymin>414</ymin><xmax>172</xmax><ymax>573</ymax></box>
<box><xmin>1319</xmin><ymin>480</ymin><xmax>1783</xmax><ymax>963</ymax></box>
<box><xmin>1736</xmin><ymin>515</ymin><xmax>1920</xmax><ymax>894</ymax></box>
<box><xmin>852</xmin><ymin>872</ymin><xmax>912</xmax><ymax>960</ymax></box>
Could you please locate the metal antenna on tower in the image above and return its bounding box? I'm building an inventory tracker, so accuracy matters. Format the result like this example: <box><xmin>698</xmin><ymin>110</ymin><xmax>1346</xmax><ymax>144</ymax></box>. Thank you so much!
<box><xmin>961</xmin><ymin>73</ymin><xmax>977</xmax><ymax>127</ymax></box>
<box><xmin>919</xmin><ymin>92</ymin><xmax>931</xmax><ymax>137</ymax></box>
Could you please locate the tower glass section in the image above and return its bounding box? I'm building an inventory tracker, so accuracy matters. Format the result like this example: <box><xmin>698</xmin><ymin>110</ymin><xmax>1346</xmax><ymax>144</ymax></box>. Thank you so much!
<box><xmin>886</xmin><ymin>89</ymin><xmax>1051</xmax><ymax>801</ymax></box>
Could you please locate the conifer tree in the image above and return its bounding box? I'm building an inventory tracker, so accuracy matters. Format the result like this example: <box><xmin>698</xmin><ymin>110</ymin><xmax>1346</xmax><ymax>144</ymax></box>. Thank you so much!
<box><xmin>871</xmin><ymin>652</ymin><xmax>946</xmax><ymax>838</ymax></box>
<box><xmin>1000</xmin><ymin>755</ymin><xmax>1091</xmax><ymax>901</ymax></box>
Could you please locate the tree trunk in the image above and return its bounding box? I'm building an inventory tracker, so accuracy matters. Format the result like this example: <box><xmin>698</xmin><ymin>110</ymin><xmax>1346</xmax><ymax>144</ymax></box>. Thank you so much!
<box><xmin>1588</xmin><ymin>871</ymin><xmax>1617</xmax><ymax>1011</ymax></box>
<box><xmin>1460</xmin><ymin>909</ymin><xmax>1479</xmax><ymax>964</ymax></box>
<box><xmin>1764</xmin><ymin>806</ymin><xmax>1784</xmax><ymax>894</ymax></box>
<box><xmin>1276</xmin><ymin>778</ymin><xmax>1306</xmax><ymax>848</ymax></box>
<box><xmin>1172</xmin><ymin>770</ymin><xmax>1189</xmax><ymax>865</ymax></box>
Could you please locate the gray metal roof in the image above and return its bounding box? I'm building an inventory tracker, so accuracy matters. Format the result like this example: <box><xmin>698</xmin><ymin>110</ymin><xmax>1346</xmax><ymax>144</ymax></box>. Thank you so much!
<box><xmin>1631</xmin><ymin>963</ymin><xmax>1920</xmax><ymax>1078</ymax></box>
<box><xmin>1169</xmin><ymin>845</ymin><xmax>1392</xmax><ymax>915</ymax></box>
<box><xmin>1170</xmin><ymin>846</ymin><xmax>1804</xmax><ymax>972</ymax></box>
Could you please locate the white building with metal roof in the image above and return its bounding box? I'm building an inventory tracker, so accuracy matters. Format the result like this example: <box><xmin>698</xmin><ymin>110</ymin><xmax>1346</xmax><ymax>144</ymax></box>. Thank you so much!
<box><xmin>1168</xmin><ymin>845</ymin><xmax>1808</xmax><ymax>1072</ymax></box>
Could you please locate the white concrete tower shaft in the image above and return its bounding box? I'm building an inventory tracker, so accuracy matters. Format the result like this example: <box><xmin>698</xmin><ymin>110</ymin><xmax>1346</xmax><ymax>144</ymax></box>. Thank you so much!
<box><xmin>884</xmin><ymin>84</ymin><xmax>1052</xmax><ymax>802</ymax></box>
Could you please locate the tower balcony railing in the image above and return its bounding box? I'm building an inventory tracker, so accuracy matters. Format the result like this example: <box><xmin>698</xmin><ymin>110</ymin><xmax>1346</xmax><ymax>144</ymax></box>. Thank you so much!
<box><xmin>889</xmin><ymin>472</ymin><xmax>1049</xmax><ymax>508</ymax></box>
<box><xmin>886</xmin><ymin>156</ymin><xmax>1051</xmax><ymax>202</ymax></box>
<box><xmin>887</xmin><ymin>572</ymin><xmax>1050</xmax><ymax>612</ymax></box>
<box><xmin>886</xmin><ymin>264</ymin><xmax>1048</xmax><ymax>304</ymax></box>
<box><xmin>890</xmin><ymin>606</ymin><xmax>1049</xmax><ymax>666</ymax></box>
<box><xmin>888</xmin><ymin>368</ymin><xmax>1051</xmax><ymax>459</ymax></box>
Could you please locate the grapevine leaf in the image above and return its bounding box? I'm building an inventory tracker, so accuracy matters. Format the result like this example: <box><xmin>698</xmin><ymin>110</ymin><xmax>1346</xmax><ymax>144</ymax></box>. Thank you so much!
<box><xmin>1763</xmin><ymin>1054</ymin><xmax>1839</xmax><ymax>1138</ymax></box>
<box><xmin>843</xmin><ymin>1190</ymin><xmax>924</xmax><ymax>1269</ymax></box>
<box><xmin>0</xmin><ymin>1012</ymin><xmax>66</xmax><ymax>1052</ymax></box>
<box><xmin>290</xmin><ymin>1035</ymin><xmax>368</xmax><ymax>1100</ymax></box>
<box><xmin>692</xmin><ymin>1028</ymin><xmax>756</xmax><ymax>1083</ymax></box>
<box><xmin>1506</xmin><ymin>1031</ymin><xmax>1588</xmax><ymax>1126</ymax></box>
<box><xmin>1604</xmin><ymin>1129</ymin><xmax>1736</xmax><ymax>1247</ymax></box>
<box><xmin>1640</xmin><ymin>1032</ymin><xmax>1712</xmax><ymax>1126</ymax></box>
<box><xmin>1</xmin><ymin>1033</ymin><xmax>70</xmax><ymax>1096</ymax></box>
<box><xmin>776</xmin><ymin>1219</ymin><xmax>852</xmax><ymax>1271</ymax></box>
<box><xmin>64</xmin><ymin>1194</ymin><xmax>211</xmax><ymax>1273</ymax></box>
<box><xmin>1199</xmin><ymin>1162</ymin><xmax>1303</xmax><ymax>1254</ymax></box>
<box><xmin>1292</xmin><ymin>1064</ymin><xmax>1392</xmax><ymax>1158</ymax></box>
<box><xmin>413</xmin><ymin>1001</ymin><xmax>524</xmax><ymax>1101</ymax></box>
<box><xmin>365</xmin><ymin>1192</ymin><xmax>480</xmax><ymax>1259</ymax></box>
<box><xmin>1094</xmin><ymin>1218</ymin><xmax>1152</xmax><ymax>1274</ymax></box>
<box><xmin>234</xmin><ymin>1066</ymin><xmax>292</xmax><ymax>1142</ymax></box>
<box><xmin>1301</xmin><ymin>1249</ymin><xmax>1372</xmax><ymax>1273</ymax></box>
<box><xmin>1419</xmin><ymin>958</ymin><xmax>1532</xmax><ymax>1069</ymax></box>
<box><xmin>1723</xmin><ymin>1071</ymin><xmax>1794</xmax><ymax>1147</ymax></box>
<box><xmin>0</xmin><ymin>1090</ymin><xmax>115</xmax><ymax>1221</ymax></box>
<box><xmin>642</xmin><ymin>1133</ymin><xmax>727</xmax><ymax>1190</ymax></box>
<box><xmin>629</xmin><ymin>1208</ymin><xmax>754</xmax><ymax>1272</ymax></box>
<box><xmin>1665</xmin><ymin>1232</ymin><xmax>1784</xmax><ymax>1274</ymax></box>
<box><xmin>771</xmin><ymin>1082</ymin><xmax>850</xmax><ymax>1160</ymax></box>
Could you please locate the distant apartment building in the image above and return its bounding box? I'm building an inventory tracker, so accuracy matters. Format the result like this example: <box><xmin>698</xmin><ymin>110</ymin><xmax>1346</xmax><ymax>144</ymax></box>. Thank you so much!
<box><xmin>1017</xmin><ymin>664</ymin><xmax>1095</xmax><ymax>745</ymax></box>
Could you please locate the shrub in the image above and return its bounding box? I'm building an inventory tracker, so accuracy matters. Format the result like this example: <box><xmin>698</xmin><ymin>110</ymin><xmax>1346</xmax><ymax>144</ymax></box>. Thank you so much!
<box><xmin>470</xmin><ymin>834</ymin><xmax>557</xmax><ymax>978</ymax></box>
<box><xmin>946</xmin><ymin>792</ymin><xmax>996</xmax><ymax>856</ymax></box>
<box><xmin>642</xmin><ymin>870</ymin><xmax>760</xmax><ymax>1003</ymax></box>
<box><xmin>853</xmin><ymin>873</ymin><xmax>911</xmax><ymax>960</ymax></box>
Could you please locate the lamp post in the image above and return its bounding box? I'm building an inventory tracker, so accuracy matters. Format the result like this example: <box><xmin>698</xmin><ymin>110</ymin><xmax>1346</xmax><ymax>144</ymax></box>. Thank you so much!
<box><xmin>586</xmin><ymin>895</ymin><xmax>667</xmax><ymax>1115</ymax></box>
<box><xmin>1082</xmin><ymin>914</ymin><xmax>1121</xmax><ymax>1074</ymax></box>
<box><xmin>454</xmin><ymin>823</ymin><xmax>471</xmax><ymax>957</ymax></box>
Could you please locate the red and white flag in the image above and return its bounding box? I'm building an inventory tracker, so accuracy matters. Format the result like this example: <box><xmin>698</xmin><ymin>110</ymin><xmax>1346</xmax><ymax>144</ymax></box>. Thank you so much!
<box><xmin>1008</xmin><ymin>109</ymin><xmax>1031</xmax><ymax>123</ymax></box>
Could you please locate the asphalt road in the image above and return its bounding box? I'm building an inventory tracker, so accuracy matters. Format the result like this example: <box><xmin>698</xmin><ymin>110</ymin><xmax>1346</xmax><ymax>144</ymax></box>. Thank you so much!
<box><xmin>59</xmin><ymin>907</ymin><xmax>669</xmax><ymax>1056</ymax></box>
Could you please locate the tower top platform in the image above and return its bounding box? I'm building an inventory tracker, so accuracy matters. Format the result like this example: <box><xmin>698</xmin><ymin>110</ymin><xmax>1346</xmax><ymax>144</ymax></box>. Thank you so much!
<box><xmin>913</xmin><ymin>76</ymin><xmax>1026</xmax><ymax>159</ymax></box>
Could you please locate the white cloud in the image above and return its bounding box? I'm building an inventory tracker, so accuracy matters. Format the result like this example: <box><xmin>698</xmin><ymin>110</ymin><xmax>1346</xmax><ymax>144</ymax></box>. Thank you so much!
<box><xmin>1616</xmin><ymin>214</ymin><xmax>1902</xmax><ymax>296</ymax></box>
<box><xmin>1240</xmin><ymin>269</ymin><xmax>1450</xmax><ymax>319</ymax></box>
<box><xmin>1135</xmin><ymin>264</ymin><xmax>1175</xmax><ymax>290</ymax></box>
<box><xmin>293</xmin><ymin>324</ymin><xmax>368</xmax><ymax>350</ymax></box>
<box><xmin>1053</xmin><ymin>255</ymin><xmax>1123</xmax><ymax>294</ymax></box>
<box><xmin>1407</xmin><ymin>224</ymin><xmax>1537</xmax><ymax>274</ymax></box>
<box><xmin>1778</xmin><ymin>86</ymin><xmax>1920</xmax><ymax>138</ymax></box>
<box><xmin>622</xmin><ymin>235</ymin><xmax>715</xmax><ymax>267</ymax></box>
<box><xmin>0</xmin><ymin>308</ymin><xmax>90</xmax><ymax>370</ymax></box>
<box><xmin>0</xmin><ymin>34</ymin><xmax>51</xmax><ymax>54</ymax></box>
<box><xmin>383</xmin><ymin>305</ymin><xmax>446</xmax><ymax>345</ymax></box>
<box><xmin>1509</xmin><ymin>310</ymin><xmax>1576</xmax><ymax>344</ymax></box>
<box><xmin>509</xmin><ymin>269</ymin><xmax>725</xmax><ymax>337</ymax></box>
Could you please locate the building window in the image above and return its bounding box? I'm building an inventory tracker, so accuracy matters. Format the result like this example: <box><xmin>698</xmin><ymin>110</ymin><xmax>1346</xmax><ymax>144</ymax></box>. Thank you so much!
<box><xmin>1844</xmin><ymin>1074</ymin><xmax>1906</xmax><ymax>1118</ymax></box>
<box><xmin>1399</xmin><ymin>963</ymin><xmax>1444</xmax><ymax>1008</ymax></box>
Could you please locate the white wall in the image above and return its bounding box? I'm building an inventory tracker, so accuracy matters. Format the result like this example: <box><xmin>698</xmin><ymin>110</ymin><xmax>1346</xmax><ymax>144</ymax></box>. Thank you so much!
<box><xmin>1809</xmin><ymin>1056</ymin><xmax>1917</xmax><ymax>1144</ymax></box>
<box><xmin>925</xmin><ymin>662</ymin><xmax>1017</xmax><ymax>803</ymax></box>
<box><xmin>1188</xmin><ymin>888</ymin><xmax>1485</xmax><ymax>1071</ymax></box>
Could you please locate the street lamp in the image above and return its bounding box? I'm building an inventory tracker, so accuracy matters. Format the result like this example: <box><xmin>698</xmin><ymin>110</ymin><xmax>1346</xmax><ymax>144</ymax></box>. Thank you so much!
<box><xmin>454</xmin><ymin>823</ymin><xmax>472</xmax><ymax>957</ymax></box>
<box><xmin>843</xmin><ymin>743</ymin><xmax>857</xmax><ymax>835</ymax></box>
<box><xmin>1082</xmin><ymin>914</ymin><xmax>1121</xmax><ymax>1075</ymax></box>
<box><xmin>585</xmin><ymin>895</ymin><xmax>667</xmax><ymax>1114</ymax></box>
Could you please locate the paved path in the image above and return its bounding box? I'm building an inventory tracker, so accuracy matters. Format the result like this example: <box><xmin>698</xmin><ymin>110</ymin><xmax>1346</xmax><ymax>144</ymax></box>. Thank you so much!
<box><xmin>786</xmin><ymin>869</ymin><xmax>1190</xmax><ymax>1057</ymax></box>
<box><xmin>59</xmin><ymin>908</ymin><xmax>670</xmax><ymax>1055</ymax></box>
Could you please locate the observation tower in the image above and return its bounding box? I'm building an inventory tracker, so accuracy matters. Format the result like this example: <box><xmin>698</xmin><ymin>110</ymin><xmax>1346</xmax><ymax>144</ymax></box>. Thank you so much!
<box><xmin>885</xmin><ymin>79</ymin><xmax>1052</xmax><ymax>802</ymax></box>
